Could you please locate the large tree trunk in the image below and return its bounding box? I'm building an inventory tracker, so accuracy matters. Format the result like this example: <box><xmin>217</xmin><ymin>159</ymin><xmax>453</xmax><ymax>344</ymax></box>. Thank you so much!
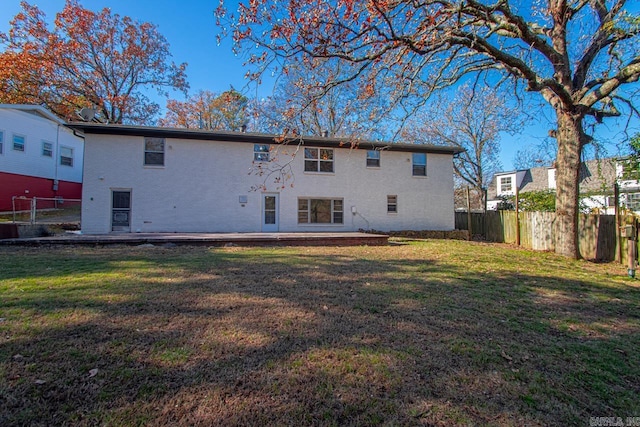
<box><xmin>554</xmin><ymin>110</ymin><xmax>585</xmax><ymax>259</ymax></box>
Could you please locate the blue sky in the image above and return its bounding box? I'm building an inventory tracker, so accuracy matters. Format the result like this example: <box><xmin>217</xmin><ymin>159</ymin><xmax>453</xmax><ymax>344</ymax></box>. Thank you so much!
<box><xmin>1</xmin><ymin>1</ymin><xmax>637</xmax><ymax>170</ymax></box>
<box><xmin>0</xmin><ymin>1</ymin><xmax>252</xmax><ymax>96</ymax></box>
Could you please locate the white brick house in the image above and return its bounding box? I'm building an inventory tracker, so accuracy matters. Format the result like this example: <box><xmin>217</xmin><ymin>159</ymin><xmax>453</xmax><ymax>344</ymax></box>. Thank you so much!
<box><xmin>69</xmin><ymin>123</ymin><xmax>463</xmax><ymax>234</ymax></box>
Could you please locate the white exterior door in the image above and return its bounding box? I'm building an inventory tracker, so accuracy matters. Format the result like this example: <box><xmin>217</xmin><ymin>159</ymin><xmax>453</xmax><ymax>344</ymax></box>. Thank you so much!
<box><xmin>262</xmin><ymin>193</ymin><xmax>279</xmax><ymax>232</ymax></box>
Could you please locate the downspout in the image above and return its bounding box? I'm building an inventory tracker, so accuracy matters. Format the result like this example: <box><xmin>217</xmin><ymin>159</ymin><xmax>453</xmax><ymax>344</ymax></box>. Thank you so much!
<box><xmin>53</xmin><ymin>123</ymin><xmax>61</xmax><ymax>198</ymax></box>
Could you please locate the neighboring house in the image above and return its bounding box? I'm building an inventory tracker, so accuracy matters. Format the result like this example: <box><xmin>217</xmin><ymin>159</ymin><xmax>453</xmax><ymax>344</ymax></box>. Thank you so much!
<box><xmin>67</xmin><ymin>123</ymin><xmax>463</xmax><ymax>234</ymax></box>
<box><xmin>486</xmin><ymin>158</ymin><xmax>640</xmax><ymax>213</ymax></box>
<box><xmin>0</xmin><ymin>104</ymin><xmax>84</xmax><ymax>211</ymax></box>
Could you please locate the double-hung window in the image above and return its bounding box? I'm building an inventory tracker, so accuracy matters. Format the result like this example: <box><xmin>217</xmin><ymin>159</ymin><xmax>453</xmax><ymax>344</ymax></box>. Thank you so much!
<box><xmin>412</xmin><ymin>153</ymin><xmax>426</xmax><ymax>176</ymax></box>
<box><xmin>13</xmin><ymin>134</ymin><xmax>25</xmax><ymax>152</ymax></box>
<box><xmin>144</xmin><ymin>137</ymin><xmax>165</xmax><ymax>166</ymax></box>
<box><xmin>387</xmin><ymin>195</ymin><xmax>398</xmax><ymax>213</ymax></box>
<box><xmin>254</xmin><ymin>144</ymin><xmax>270</xmax><ymax>162</ymax></box>
<box><xmin>626</xmin><ymin>193</ymin><xmax>640</xmax><ymax>211</ymax></box>
<box><xmin>60</xmin><ymin>146</ymin><xmax>73</xmax><ymax>166</ymax></box>
<box><xmin>298</xmin><ymin>198</ymin><xmax>343</xmax><ymax>224</ymax></box>
<box><xmin>304</xmin><ymin>147</ymin><xmax>334</xmax><ymax>173</ymax></box>
<box><xmin>42</xmin><ymin>141</ymin><xmax>53</xmax><ymax>157</ymax></box>
<box><xmin>500</xmin><ymin>176</ymin><xmax>513</xmax><ymax>193</ymax></box>
<box><xmin>366</xmin><ymin>150</ymin><xmax>380</xmax><ymax>167</ymax></box>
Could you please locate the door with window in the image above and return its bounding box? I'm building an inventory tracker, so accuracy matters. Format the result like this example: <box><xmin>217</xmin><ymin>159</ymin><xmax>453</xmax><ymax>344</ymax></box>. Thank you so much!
<box><xmin>262</xmin><ymin>193</ymin><xmax>279</xmax><ymax>232</ymax></box>
<box><xmin>111</xmin><ymin>190</ymin><xmax>131</xmax><ymax>232</ymax></box>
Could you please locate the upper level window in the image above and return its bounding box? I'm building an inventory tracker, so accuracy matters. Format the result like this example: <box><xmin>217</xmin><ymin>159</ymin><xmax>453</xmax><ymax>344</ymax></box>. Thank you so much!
<box><xmin>412</xmin><ymin>153</ymin><xmax>426</xmax><ymax>176</ymax></box>
<box><xmin>254</xmin><ymin>144</ymin><xmax>270</xmax><ymax>162</ymax></box>
<box><xmin>60</xmin><ymin>146</ymin><xmax>73</xmax><ymax>166</ymax></box>
<box><xmin>366</xmin><ymin>150</ymin><xmax>380</xmax><ymax>167</ymax></box>
<box><xmin>144</xmin><ymin>137</ymin><xmax>165</xmax><ymax>166</ymax></box>
<box><xmin>13</xmin><ymin>134</ymin><xmax>25</xmax><ymax>152</ymax></box>
<box><xmin>0</xmin><ymin>131</ymin><xmax>4</xmax><ymax>154</ymax></box>
<box><xmin>42</xmin><ymin>141</ymin><xmax>53</xmax><ymax>157</ymax></box>
<box><xmin>298</xmin><ymin>198</ymin><xmax>343</xmax><ymax>224</ymax></box>
<box><xmin>500</xmin><ymin>176</ymin><xmax>513</xmax><ymax>193</ymax></box>
<box><xmin>304</xmin><ymin>147</ymin><xmax>334</xmax><ymax>173</ymax></box>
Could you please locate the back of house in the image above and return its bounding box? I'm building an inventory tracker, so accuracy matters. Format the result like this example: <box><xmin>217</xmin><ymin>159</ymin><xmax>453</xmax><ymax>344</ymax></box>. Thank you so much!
<box><xmin>70</xmin><ymin>123</ymin><xmax>463</xmax><ymax>234</ymax></box>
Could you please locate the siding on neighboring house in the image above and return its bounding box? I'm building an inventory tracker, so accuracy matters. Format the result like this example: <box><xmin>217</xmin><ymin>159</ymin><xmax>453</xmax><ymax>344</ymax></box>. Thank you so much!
<box><xmin>0</xmin><ymin>105</ymin><xmax>84</xmax><ymax>211</ymax></box>
<box><xmin>72</xmin><ymin>124</ymin><xmax>462</xmax><ymax>234</ymax></box>
<box><xmin>486</xmin><ymin>159</ymin><xmax>638</xmax><ymax>213</ymax></box>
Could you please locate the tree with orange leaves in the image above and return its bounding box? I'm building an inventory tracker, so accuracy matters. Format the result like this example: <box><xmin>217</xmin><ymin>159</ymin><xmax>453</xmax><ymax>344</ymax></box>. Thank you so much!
<box><xmin>0</xmin><ymin>0</ymin><xmax>188</xmax><ymax>124</ymax></box>
<box><xmin>159</xmin><ymin>89</ymin><xmax>248</xmax><ymax>131</ymax></box>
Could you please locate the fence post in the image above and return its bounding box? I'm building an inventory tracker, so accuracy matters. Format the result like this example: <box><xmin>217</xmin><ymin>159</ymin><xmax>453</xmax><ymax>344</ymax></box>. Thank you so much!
<box><xmin>615</xmin><ymin>183</ymin><xmax>622</xmax><ymax>263</ymax></box>
<box><xmin>466</xmin><ymin>186</ymin><xmax>472</xmax><ymax>241</ymax></box>
<box><xmin>30</xmin><ymin>197</ymin><xmax>37</xmax><ymax>224</ymax></box>
<box><xmin>515</xmin><ymin>186</ymin><xmax>520</xmax><ymax>246</ymax></box>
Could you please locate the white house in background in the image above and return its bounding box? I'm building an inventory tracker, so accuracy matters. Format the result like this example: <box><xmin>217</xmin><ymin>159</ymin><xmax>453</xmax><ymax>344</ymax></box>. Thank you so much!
<box><xmin>0</xmin><ymin>104</ymin><xmax>84</xmax><ymax>211</ymax></box>
<box><xmin>486</xmin><ymin>158</ymin><xmax>640</xmax><ymax>213</ymax></box>
<box><xmin>68</xmin><ymin>123</ymin><xmax>463</xmax><ymax>234</ymax></box>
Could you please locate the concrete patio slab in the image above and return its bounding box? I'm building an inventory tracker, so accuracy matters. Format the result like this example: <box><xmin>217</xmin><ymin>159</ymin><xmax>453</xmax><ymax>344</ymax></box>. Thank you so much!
<box><xmin>0</xmin><ymin>232</ymin><xmax>388</xmax><ymax>247</ymax></box>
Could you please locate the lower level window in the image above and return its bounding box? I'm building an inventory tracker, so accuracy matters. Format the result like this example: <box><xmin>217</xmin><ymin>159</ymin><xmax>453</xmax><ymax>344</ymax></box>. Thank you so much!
<box><xmin>626</xmin><ymin>193</ymin><xmax>640</xmax><ymax>211</ymax></box>
<box><xmin>387</xmin><ymin>195</ymin><xmax>397</xmax><ymax>213</ymax></box>
<box><xmin>298</xmin><ymin>198</ymin><xmax>343</xmax><ymax>224</ymax></box>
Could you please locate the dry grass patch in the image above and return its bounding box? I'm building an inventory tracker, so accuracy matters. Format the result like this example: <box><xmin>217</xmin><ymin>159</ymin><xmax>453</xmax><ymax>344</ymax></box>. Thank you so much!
<box><xmin>0</xmin><ymin>241</ymin><xmax>638</xmax><ymax>426</ymax></box>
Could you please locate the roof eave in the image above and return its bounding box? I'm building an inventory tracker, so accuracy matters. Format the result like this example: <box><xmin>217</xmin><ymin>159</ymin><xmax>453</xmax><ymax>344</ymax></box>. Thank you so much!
<box><xmin>66</xmin><ymin>123</ymin><xmax>465</xmax><ymax>155</ymax></box>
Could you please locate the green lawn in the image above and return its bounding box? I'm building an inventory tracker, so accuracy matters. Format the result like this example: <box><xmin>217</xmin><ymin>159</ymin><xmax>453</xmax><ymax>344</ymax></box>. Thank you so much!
<box><xmin>0</xmin><ymin>240</ymin><xmax>638</xmax><ymax>426</ymax></box>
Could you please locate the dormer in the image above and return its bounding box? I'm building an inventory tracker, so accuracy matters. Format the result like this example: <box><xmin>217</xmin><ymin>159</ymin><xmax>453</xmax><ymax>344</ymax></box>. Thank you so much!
<box><xmin>496</xmin><ymin>170</ymin><xmax>527</xmax><ymax>196</ymax></box>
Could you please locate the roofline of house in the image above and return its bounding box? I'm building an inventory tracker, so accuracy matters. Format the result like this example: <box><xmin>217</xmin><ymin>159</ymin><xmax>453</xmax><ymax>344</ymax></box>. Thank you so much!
<box><xmin>66</xmin><ymin>122</ymin><xmax>465</xmax><ymax>155</ymax></box>
<box><xmin>0</xmin><ymin>104</ymin><xmax>66</xmax><ymax>125</ymax></box>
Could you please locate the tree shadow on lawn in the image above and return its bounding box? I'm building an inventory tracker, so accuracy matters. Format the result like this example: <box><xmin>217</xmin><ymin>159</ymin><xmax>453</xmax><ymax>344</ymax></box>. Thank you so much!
<box><xmin>0</xmin><ymin>245</ymin><xmax>638</xmax><ymax>426</ymax></box>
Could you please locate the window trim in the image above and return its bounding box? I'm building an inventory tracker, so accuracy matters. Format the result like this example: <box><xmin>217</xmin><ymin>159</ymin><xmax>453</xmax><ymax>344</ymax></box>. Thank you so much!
<box><xmin>499</xmin><ymin>176</ymin><xmax>513</xmax><ymax>194</ymax></box>
<box><xmin>144</xmin><ymin>137</ymin><xmax>165</xmax><ymax>167</ymax></box>
<box><xmin>366</xmin><ymin>150</ymin><xmax>380</xmax><ymax>168</ymax></box>
<box><xmin>387</xmin><ymin>195</ymin><xmax>398</xmax><ymax>213</ymax></box>
<box><xmin>42</xmin><ymin>141</ymin><xmax>53</xmax><ymax>158</ymax></box>
<box><xmin>254</xmin><ymin>144</ymin><xmax>270</xmax><ymax>162</ymax></box>
<box><xmin>412</xmin><ymin>153</ymin><xmax>426</xmax><ymax>176</ymax></box>
<box><xmin>298</xmin><ymin>198</ymin><xmax>344</xmax><ymax>225</ymax></box>
<box><xmin>304</xmin><ymin>147</ymin><xmax>334</xmax><ymax>173</ymax></box>
<box><xmin>12</xmin><ymin>134</ymin><xmax>25</xmax><ymax>152</ymax></box>
<box><xmin>59</xmin><ymin>146</ymin><xmax>74</xmax><ymax>167</ymax></box>
<box><xmin>626</xmin><ymin>192</ymin><xmax>640</xmax><ymax>211</ymax></box>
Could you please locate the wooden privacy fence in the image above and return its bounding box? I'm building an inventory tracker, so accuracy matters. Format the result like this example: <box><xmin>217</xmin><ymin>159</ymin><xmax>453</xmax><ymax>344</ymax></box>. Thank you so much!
<box><xmin>455</xmin><ymin>211</ymin><xmax>637</xmax><ymax>261</ymax></box>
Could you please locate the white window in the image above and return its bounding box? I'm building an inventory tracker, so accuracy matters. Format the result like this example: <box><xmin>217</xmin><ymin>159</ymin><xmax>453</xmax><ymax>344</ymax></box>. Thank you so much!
<box><xmin>304</xmin><ymin>148</ymin><xmax>334</xmax><ymax>173</ymax></box>
<box><xmin>412</xmin><ymin>153</ymin><xmax>426</xmax><ymax>176</ymax></box>
<box><xmin>13</xmin><ymin>134</ymin><xmax>25</xmax><ymax>152</ymax></box>
<box><xmin>60</xmin><ymin>146</ymin><xmax>73</xmax><ymax>166</ymax></box>
<box><xmin>500</xmin><ymin>176</ymin><xmax>513</xmax><ymax>193</ymax></box>
<box><xmin>42</xmin><ymin>141</ymin><xmax>53</xmax><ymax>157</ymax></box>
<box><xmin>387</xmin><ymin>195</ymin><xmax>397</xmax><ymax>213</ymax></box>
<box><xmin>0</xmin><ymin>130</ymin><xmax>3</xmax><ymax>154</ymax></box>
<box><xmin>144</xmin><ymin>137</ymin><xmax>165</xmax><ymax>166</ymax></box>
<box><xmin>366</xmin><ymin>150</ymin><xmax>380</xmax><ymax>167</ymax></box>
<box><xmin>298</xmin><ymin>198</ymin><xmax>343</xmax><ymax>224</ymax></box>
<box><xmin>254</xmin><ymin>144</ymin><xmax>270</xmax><ymax>162</ymax></box>
<box><xmin>626</xmin><ymin>193</ymin><xmax>640</xmax><ymax>211</ymax></box>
